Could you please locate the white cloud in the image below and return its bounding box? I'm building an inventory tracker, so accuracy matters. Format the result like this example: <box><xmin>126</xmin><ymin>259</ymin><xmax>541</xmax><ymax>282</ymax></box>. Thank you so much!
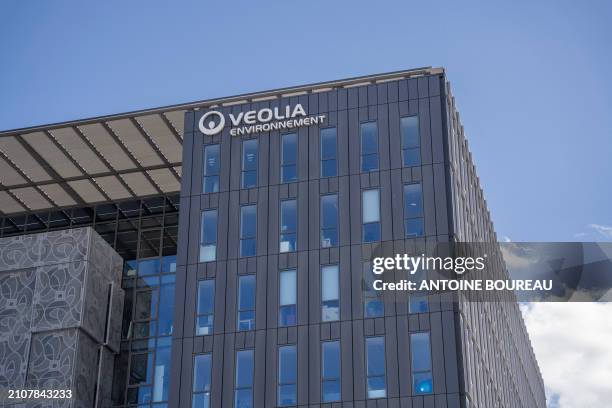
<box><xmin>588</xmin><ymin>224</ymin><xmax>612</xmax><ymax>240</ymax></box>
<box><xmin>521</xmin><ymin>303</ymin><xmax>612</xmax><ymax>408</ymax></box>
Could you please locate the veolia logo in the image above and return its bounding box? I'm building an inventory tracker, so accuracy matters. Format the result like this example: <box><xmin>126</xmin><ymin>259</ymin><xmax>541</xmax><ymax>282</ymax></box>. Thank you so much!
<box><xmin>197</xmin><ymin>104</ymin><xmax>326</xmax><ymax>137</ymax></box>
<box><xmin>198</xmin><ymin>111</ymin><xmax>225</xmax><ymax>136</ymax></box>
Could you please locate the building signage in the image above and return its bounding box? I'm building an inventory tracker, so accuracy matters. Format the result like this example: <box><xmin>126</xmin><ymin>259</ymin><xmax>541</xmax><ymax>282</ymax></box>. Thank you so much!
<box><xmin>198</xmin><ymin>104</ymin><xmax>325</xmax><ymax>136</ymax></box>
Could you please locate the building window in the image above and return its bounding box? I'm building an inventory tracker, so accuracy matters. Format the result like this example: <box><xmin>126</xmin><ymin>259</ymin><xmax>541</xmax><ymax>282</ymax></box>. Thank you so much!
<box><xmin>410</xmin><ymin>332</ymin><xmax>433</xmax><ymax>394</ymax></box>
<box><xmin>279</xmin><ymin>199</ymin><xmax>297</xmax><ymax>253</ymax></box>
<box><xmin>408</xmin><ymin>294</ymin><xmax>428</xmax><ymax>314</ymax></box>
<box><xmin>237</xmin><ymin>275</ymin><xmax>256</xmax><ymax>331</ymax></box>
<box><xmin>241</xmin><ymin>139</ymin><xmax>258</xmax><ymax>188</ymax></box>
<box><xmin>196</xmin><ymin>280</ymin><xmax>214</xmax><ymax>335</ymax></box>
<box><xmin>277</xmin><ymin>345</ymin><xmax>297</xmax><ymax>406</ymax></box>
<box><xmin>240</xmin><ymin>205</ymin><xmax>256</xmax><ymax>257</ymax></box>
<box><xmin>199</xmin><ymin>209</ymin><xmax>217</xmax><ymax>262</ymax></box>
<box><xmin>320</xmin><ymin>127</ymin><xmax>337</xmax><ymax>177</ymax></box>
<box><xmin>203</xmin><ymin>144</ymin><xmax>220</xmax><ymax>193</ymax></box>
<box><xmin>279</xmin><ymin>269</ymin><xmax>297</xmax><ymax>326</ymax></box>
<box><xmin>321</xmin><ymin>265</ymin><xmax>339</xmax><ymax>322</ymax></box>
<box><xmin>366</xmin><ymin>337</ymin><xmax>386</xmax><ymax>399</ymax></box>
<box><xmin>363</xmin><ymin>262</ymin><xmax>384</xmax><ymax>318</ymax></box>
<box><xmin>321</xmin><ymin>341</ymin><xmax>341</xmax><ymax>402</ymax></box>
<box><xmin>281</xmin><ymin>133</ymin><xmax>298</xmax><ymax>183</ymax></box>
<box><xmin>362</xmin><ymin>189</ymin><xmax>380</xmax><ymax>242</ymax></box>
<box><xmin>192</xmin><ymin>354</ymin><xmax>211</xmax><ymax>408</ymax></box>
<box><xmin>234</xmin><ymin>349</ymin><xmax>254</xmax><ymax>408</ymax></box>
<box><xmin>404</xmin><ymin>183</ymin><xmax>424</xmax><ymax>237</ymax></box>
<box><xmin>360</xmin><ymin>121</ymin><xmax>378</xmax><ymax>172</ymax></box>
<box><xmin>400</xmin><ymin>116</ymin><xmax>420</xmax><ymax>167</ymax></box>
<box><xmin>320</xmin><ymin>194</ymin><xmax>338</xmax><ymax>248</ymax></box>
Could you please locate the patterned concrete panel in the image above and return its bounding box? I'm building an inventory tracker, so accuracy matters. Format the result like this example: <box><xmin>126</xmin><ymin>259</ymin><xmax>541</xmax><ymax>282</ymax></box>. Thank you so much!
<box><xmin>0</xmin><ymin>228</ymin><xmax>124</xmax><ymax>408</ymax></box>
<box><xmin>30</xmin><ymin>263</ymin><xmax>86</xmax><ymax>333</ymax></box>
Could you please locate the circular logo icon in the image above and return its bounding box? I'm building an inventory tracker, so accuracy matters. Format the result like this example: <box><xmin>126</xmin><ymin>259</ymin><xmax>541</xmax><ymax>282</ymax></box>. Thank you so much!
<box><xmin>198</xmin><ymin>111</ymin><xmax>225</xmax><ymax>135</ymax></box>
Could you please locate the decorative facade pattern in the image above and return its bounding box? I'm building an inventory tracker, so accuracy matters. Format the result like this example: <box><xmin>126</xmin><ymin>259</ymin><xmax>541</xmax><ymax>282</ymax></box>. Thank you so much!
<box><xmin>0</xmin><ymin>228</ymin><xmax>124</xmax><ymax>408</ymax></box>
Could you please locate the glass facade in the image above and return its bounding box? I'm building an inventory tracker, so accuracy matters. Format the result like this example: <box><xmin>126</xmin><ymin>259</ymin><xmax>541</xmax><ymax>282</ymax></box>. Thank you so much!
<box><xmin>0</xmin><ymin>195</ymin><xmax>180</xmax><ymax>407</ymax></box>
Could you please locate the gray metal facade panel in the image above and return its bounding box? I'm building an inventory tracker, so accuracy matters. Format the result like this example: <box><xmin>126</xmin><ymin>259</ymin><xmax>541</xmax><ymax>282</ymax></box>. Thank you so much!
<box><xmin>168</xmin><ymin>74</ymin><xmax>545</xmax><ymax>408</ymax></box>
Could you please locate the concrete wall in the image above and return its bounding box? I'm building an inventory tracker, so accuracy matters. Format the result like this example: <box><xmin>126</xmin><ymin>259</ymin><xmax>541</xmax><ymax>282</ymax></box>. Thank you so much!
<box><xmin>0</xmin><ymin>227</ymin><xmax>124</xmax><ymax>408</ymax></box>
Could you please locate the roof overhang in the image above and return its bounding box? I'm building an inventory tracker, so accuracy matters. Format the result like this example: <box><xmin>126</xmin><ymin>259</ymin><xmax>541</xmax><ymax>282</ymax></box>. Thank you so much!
<box><xmin>0</xmin><ymin>66</ymin><xmax>443</xmax><ymax>215</ymax></box>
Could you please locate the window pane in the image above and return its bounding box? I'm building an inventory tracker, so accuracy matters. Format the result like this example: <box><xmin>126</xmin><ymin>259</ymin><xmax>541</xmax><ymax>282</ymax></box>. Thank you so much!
<box><xmin>130</xmin><ymin>352</ymin><xmax>154</xmax><ymax>385</ymax></box>
<box><xmin>404</xmin><ymin>184</ymin><xmax>423</xmax><ymax>218</ymax></box>
<box><xmin>403</xmin><ymin>148</ymin><xmax>420</xmax><ymax>167</ymax></box>
<box><xmin>400</xmin><ymin>116</ymin><xmax>419</xmax><ymax>148</ymax></box>
<box><xmin>240</xmin><ymin>206</ymin><xmax>257</xmax><ymax>238</ymax></box>
<box><xmin>280</xmin><ymin>200</ymin><xmax>297</xmax><ymax>252</ymax></box>
<box><xmin>366</xmin><ymin>337</ymin><xmax>385</xmax><ymax>376</ymax></box>
<box><xmin>362</xmin><ymin>190</ymin><xmax>380</xmax><ymax>223</ymax></box>
<box><xmin>361</xmin><ymin>122</ymin><xmax>378</xmax><ymax>171</ymax></box>
<box><xmin>405</xmin><ymin>218</ymin><xmax>424</xmax><ymax>238</ymax></box>
<box><xmin>281</xmin><ymin>133</ymin><xmax>297</xmax><ymax>183</ymax></box>
<box><xmin>192</xmin><ymin>392</ymin><xmax>210</xmax><ymax>408</ymax></box>
<box><xmin>242</xmin><ymin>140</ymin><xmax>258</xmax><ymax>171</ymax></box>
<box><xmin>410</xmin><ymin>332</ymin><xmax>432</xmax><ymax>372</ymax></box>
<box><xmin>200</xmin><ymin>210</ymin><xmax>217</xmax><ymax>262</ymax></box>
<box><xmin>203</xmin><ymin>144</ymin><xmax>220</xmax><ymax>193</ymax></box>
<box><xmin>193</xmin><ymin>354</ymin><xmax>211</xmax><ymax>393</ymax></box>
<box><xmin>281</xmin><ymin>133</ymin><xmax>297</xmax><ymax>164</ymax></box>
<box><xmin>240</xmin><ymin>205</ymin><xmax>257</xmax><ymax>257</ymax></box>
<box><xmin>157</xmin><ymin>283</ymin><xmax>174</xmax><ymax>336</ymax></box>
<box><xmin>278</xmin><ymin>385</ymin><xmax>296</xmax><ymax>406</ymax></box>
<box><xmin>321</xmin><ymin>265</ymin><xmax>339</xmax><ymax>302</ymax></box>
<box><xmin>242</xmin><ymin>139</ymin><xmax>258</xmax><ymax>188</ymax></box>
<box><xmin>278</xmin><ymin>345</ymin><xmax>296</xmax><ymax>406</ymax></box>
<box><xmin>235</xmin><ymin>350</ymin><xmax>254</xmax><ymax>388</ymax></box>
<box><xmin>321</xmin><ymin>341</ymin><xmax>340</xmax><ymax>378</ymax></box>
<box><xmin>238</xmin><ymin>275</ymin><xmax>256</xmax><ymax>311</ymax></box>
<box><xmin>320</xmin><ymin>195</ymin><xmax>338</xmax><ymax>229</ymax></box>
<box><xmin>278</xmin><ymin>346</ymin><xmax>296</xmax><ymax>383</ymax></box>
<box><xmin>320</xmin><ymin>128</ymin><xmax>337</xmax><ymax>177</ymax></box>
<box><xmin>409</xmin><ymin>294</ymin><xmax>429</xmax><ymax>314</ymax></box>
<box><xmin>322</xmin><ymin>380</ymin><xmax>340</xmax><ymax>402</ymax></box>
<box><xmin>197</xmin><ymin>280</ymin><xmax>214</xmax><ymax>315</ymax></box>
<box><xmin>279</xmin><ymin>270</ymin><xmax>296</xmax><ymax>306</ymax></box>
<box><xmin>360</xmin><ymin>122</ymin><xmax>378</xmax><ymax>154</ymax></box>
<box><xmin>413</xmin><ymin>371</ymin><xmax>433</xmax><ymax>394</ymax></box>
<box><xmin>234</xmin><ymin>388</ymin><xmax>252</xmax><ymax>408</ymax></box>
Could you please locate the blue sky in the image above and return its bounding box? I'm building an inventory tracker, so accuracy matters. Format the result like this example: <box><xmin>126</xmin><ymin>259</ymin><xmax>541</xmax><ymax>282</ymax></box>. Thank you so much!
<box><xmin>0</xmin><ymin>0</ymin><xmax>610</xmax><ymax>242</ymax></box>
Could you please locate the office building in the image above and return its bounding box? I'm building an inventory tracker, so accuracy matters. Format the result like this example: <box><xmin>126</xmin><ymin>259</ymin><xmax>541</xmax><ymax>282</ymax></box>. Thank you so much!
<box><xmin>0</xmin><ymin>68</ymin><xmax>545</xmax><ymax>408</ymax></box>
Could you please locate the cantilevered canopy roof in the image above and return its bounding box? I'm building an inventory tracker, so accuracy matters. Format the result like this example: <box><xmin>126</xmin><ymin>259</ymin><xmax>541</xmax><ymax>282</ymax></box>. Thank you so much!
<box><xmin>0</xmin><ymin>110</ymin><xmax>185</xmax><ymax>215</ymax></box>
<box><xmin>0</xmin><ymin>66</ymin><xmax>442</xmax><ymax>215</ymax></box>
